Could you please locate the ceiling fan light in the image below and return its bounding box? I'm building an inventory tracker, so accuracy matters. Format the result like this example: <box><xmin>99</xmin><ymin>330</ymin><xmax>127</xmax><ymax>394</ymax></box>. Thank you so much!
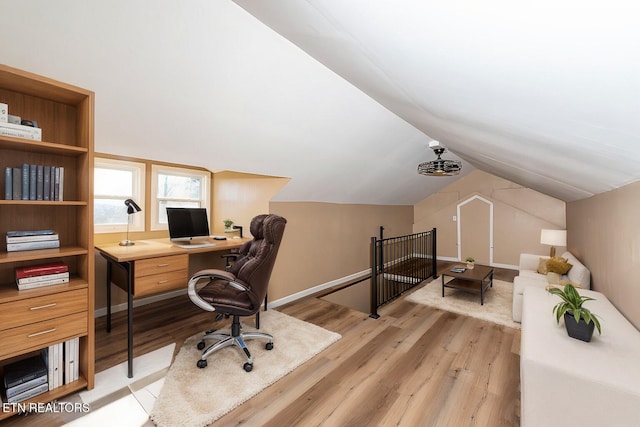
<box><xmin>417</xmin><ymin>145</ymin><xmax>461</xmax><ymax>176</ymax></box>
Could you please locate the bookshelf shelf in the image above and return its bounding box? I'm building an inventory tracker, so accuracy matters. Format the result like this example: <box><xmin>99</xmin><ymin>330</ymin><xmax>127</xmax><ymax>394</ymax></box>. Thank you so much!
<box><xmin>0</xmin><ymin>65</ymin><xmax>94</xmax><ymax>416</ymax></box>
<box><xmin>0</xmin><ymin>136</ymin><xmax>88</xmax><ymax>156</ymax></box>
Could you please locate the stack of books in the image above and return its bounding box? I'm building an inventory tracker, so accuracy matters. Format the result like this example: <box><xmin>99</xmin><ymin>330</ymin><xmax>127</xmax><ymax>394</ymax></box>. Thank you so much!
<box><xmin>6</xmin><ymin>229</ymin><xmax>60</xmax><ymax>253</ymax></box>
<box><xmin>4</xmin><ymin>164</ymin><xmax>64</xmax><ymax>201</ymax></box>
<box><xmin>15</xmin><ymin>261</ymin><xmax>68</xmax><ymax>290</ymax></box>
<box><xmin>3</xmin><ymin>355</ymin><xmax>48</xmax><ymax>404</ymax></box>
<box><xmin>41</xmin><ymin>338</ymin><xmax>79</xmax><ymax>391</ymax></box>
<box><xmin>0</xmin><ymin>102</ymin><xmax>42</xmax><ymax>141</ymax></box>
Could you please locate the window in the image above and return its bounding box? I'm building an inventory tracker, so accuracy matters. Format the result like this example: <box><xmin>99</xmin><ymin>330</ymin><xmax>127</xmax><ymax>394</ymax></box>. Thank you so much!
<box><xmin>151</xmin><ymin>164</ymin><xmax>210</xmax><ymax>230</ymax></box>
<box><xmin>94</xmin><ymin>158</ymin><xmax>145</xmax><ymax>233</ymax></box>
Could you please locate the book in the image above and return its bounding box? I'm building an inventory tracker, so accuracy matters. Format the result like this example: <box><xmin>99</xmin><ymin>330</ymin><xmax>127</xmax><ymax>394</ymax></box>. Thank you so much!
<box><xmin>0</xmin><ymin>102</ymin><xmax>7</xmax><ymax>123</ymax></box>
<box><xmin>17</xmin><ymin>275</ymin><xmax>69</xmax><ymax>290</ymax></box>
<box><xmin>8</xmin><ymin>114</ymin><xmax>20</xmax><ymax>125</ymax></box>
<box><xmin>29</xmin><ymin>164</ymin><xmax>37</xmax><ymax>200</ymax></box>
<box><xmin>5</xmin><ymin>374</ymin><xmax>47</xmax><ymax>399</ymax></box>
<box><xmin>6</xmin><ymin>382</ymin><xmax>48</xmax><ymax>404</ymax></box>
<box><xmin>6</xmin><ymin>239</ymin><xmax>60</xmax><ymax>252</ymax></box>
<box><xmin>43</xmin><ymin>165</ymin><xmax>51</xmax><ymax>200</ymax></box>
<box><xmin>58</xmin><ymin>166</ymin><xmax>64</xmax><ymax>201</ymax></box>
<box><xmin>4</xmin><ymin>167</ymin><xmax>11</xmax><ymax>200</ymax></box>
<box><xmin>7</xmin><ymin>233</ymin><xmax>59</xmax><ymax>244</ymax></box>
<box><xmin>36</xmin><ymin>165</ymin><xmax>44</xmax><ymax>200</ymax></box>
<box><xmin>15</xmin><ymin>262</ymin><xmax>68</xmax><ymax>279</ymax></box>
<box><xmin>65</xmin><ymin>337</ymin><xmax>79</xmax><ymax>384</ymax></box>
<box><xmin>12</xmin><ymin>167</ymin><xmax>20</xmax><ymax>200</ymax></box>
<box><xmin>7</xmin><ymin>229</ymin><xmax>56</xmax><ymax>238</ymax></box>
<box><xmin>0</xmin><ymin>122</ymin><xmax>42</xmax><ymax>141</ymax></box>
<box><xmin>3</xmin><ymin>355</ymin><xmax>48</xmax><ymax>389</ymax></box>
<box><xmin>450</xmin><ymin>267</ymin><xmax>466</xmax><ymax>273</ymax></box>
<box><xmin>21</xmin><ymin>163</ymin><xmax>28</xmax><ymax>200</ymax></box>
<box><xmin>17</xmin><ymin>271</ymin><xmax>69</xmax><ymax>284</ymax></box>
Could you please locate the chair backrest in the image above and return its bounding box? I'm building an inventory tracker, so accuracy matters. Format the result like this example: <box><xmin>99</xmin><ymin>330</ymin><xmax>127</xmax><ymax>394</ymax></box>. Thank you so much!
<box><xmin>229</xmin><ymin>214</ymin><xmax>287</xmax><ymax>306</ymax></box>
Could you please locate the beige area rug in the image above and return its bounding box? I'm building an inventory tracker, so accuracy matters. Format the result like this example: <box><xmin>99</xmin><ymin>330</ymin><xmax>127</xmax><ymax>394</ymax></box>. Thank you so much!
<box><xmin>406</xmin><ymin>277</ymin><xmax>521</xmax><ymax>329</ymax></box>
<box><xmin>150</xmin><ymin>310</ymin><xmax>341</xmax><ymax>427</ymax></box>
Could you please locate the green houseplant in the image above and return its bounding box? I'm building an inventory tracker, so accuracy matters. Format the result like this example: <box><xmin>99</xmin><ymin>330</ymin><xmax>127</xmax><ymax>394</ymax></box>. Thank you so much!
<box><xmin>547</xmin><ymin>284</ymin><xmax>601</xmax><ymax>342</ymax></box>
<box><xmin>465</xmin><ymin>257</ymin><xmax>475</xmax><ymax>269</ymax></box>
<box><xmin>223</xmin><ymin>219</ymin><xmax>234</xmax><ymax>231</ymax></box>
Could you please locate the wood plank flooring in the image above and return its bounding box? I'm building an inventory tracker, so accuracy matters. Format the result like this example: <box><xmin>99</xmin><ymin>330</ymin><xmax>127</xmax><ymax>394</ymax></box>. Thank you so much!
<box><xmin>3</xmin><ymin>263</ymin><xmax>521</xmax><ymax>426</ymax></box>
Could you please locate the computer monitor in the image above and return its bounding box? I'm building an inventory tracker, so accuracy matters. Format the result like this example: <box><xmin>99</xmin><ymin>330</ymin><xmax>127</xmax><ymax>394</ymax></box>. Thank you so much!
<box><xmin>166</xmin><ymin>207</ymin><xmax>211</xmax><ymax>245</ymax></box>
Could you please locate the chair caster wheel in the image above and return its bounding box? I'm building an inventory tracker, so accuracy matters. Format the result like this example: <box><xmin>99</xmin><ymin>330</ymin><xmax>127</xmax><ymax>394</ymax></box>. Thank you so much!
<box><xmin>243</xmin><ymin>362</ymin><xmax>253</xmax><ymax>372</ymax></box>
<box><xmin>197</xmin><ymin>341</ymin><xmax>206</xmax><ymax>350</ymax></box>
<box><xmin>265</xmin><ymin>342</ymin><xmax>274</xmax><ymax>350</ymax></box>
<box><xmin>197</xmin><ymin>359</ymin><xmax>207</xmax><ymax>369</ymax></box>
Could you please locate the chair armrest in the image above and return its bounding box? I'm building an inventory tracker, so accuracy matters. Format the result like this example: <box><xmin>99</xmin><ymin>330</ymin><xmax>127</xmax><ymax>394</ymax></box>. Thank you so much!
<box><xmin>187</xmin><ymin>269</ymin><xmax>252</xmax><ymax>312</ymax></box>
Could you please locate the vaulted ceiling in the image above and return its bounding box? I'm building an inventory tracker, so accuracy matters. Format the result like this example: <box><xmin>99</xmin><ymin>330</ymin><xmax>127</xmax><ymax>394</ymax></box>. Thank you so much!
<box><xmin>2</xmin><ymin>1</ymin><xmax>639</xmax><ymax>205</ymax></box>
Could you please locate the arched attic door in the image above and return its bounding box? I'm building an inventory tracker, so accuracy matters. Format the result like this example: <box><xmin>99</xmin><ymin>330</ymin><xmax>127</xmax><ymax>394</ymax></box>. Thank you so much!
<box><xmin>457</xmin><ymin>195</ymin><xmax>494</xmax><ymax>266</ymax></box>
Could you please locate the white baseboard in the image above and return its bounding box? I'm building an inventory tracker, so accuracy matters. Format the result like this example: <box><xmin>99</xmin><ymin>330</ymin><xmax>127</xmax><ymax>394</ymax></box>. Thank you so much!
<box><xmin>268</xmin><ymin>269</ymin><xmax>370</xmax><ymax>309</ymax></box>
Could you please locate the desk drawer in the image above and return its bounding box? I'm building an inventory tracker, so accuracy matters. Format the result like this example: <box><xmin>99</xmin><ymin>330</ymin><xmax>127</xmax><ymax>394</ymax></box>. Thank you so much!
<box><xmin>0</xmin><ymin>289</ymin><xmax>88</xmax><ymax>331</ymax></box>
<box><xmin>135</xmin><ymin>254</ymin><xmax>188</xmax><ymax>278</ymax></box>
<box><xmin>0</xmin><ymin>311</ymin><xmax>87</xmax><ymax>359</ymax></box>
<box><xmin>135</xmin><ymin>269</ymin><xmax>188</xmax><ymax>297</ymax></box>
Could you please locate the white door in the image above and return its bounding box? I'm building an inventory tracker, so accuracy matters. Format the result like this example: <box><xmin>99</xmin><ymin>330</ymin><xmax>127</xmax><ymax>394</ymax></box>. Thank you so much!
<box><xmin>457</xmin><ymin>195</ymin><xmax>493</xmax><ymax>265</ymax></box>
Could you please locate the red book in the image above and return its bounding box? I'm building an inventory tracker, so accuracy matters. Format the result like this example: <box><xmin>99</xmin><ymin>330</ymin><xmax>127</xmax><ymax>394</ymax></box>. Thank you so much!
<box><xmin>15</xmin><ymin>262</ymin><xmax>68</xmax><ymax>279</ymax></box>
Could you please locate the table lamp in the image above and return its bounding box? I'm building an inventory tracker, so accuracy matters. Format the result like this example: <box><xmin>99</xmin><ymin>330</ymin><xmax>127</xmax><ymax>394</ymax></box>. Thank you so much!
<box><xmin>119</xmin><ymin>198</ymin><xmax>141</xmax><ymax>246</ymax></box>
<box><xmin>540</xmin><ymin>229</ymin><xmax>566</xmax><ymax>257</ymax></box>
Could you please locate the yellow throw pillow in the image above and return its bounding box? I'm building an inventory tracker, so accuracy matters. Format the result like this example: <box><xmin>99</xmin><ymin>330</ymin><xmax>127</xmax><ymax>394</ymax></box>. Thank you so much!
<box><xmin>537</xmin><ymin>258</ymin><xmax>549</xmax><ymax>274</ymax></box>
<box><xmin>546</xmin><ymin>257</ymin><xmax>573</xmax><ymax>275</ymax></box>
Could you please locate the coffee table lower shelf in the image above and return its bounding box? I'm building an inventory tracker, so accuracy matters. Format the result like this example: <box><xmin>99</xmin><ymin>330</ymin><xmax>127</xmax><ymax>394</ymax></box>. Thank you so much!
<box><xmin>442</xmin><ymin>267</ymin><xmax>494</xmax><ymax>305</ymax></box>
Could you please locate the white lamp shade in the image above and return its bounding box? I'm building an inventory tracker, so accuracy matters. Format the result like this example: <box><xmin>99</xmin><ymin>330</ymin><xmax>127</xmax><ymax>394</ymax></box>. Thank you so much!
<box><xmin>540</xmin><ymin>229</ymin><xmax>567</xmax><ymax>246</ymax></box>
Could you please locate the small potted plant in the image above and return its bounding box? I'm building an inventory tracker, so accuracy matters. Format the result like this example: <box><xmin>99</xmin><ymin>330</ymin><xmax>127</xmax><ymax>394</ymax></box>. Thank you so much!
<box><xmin>547</xmin><ymin>284</ymin><xmax>601</xmax><ymax>342</ymax></box>
<box><xmin>465</xmin><ymin>257</ymin><xmax>475</xmax><ymax>269</ymax></box>
<box><xmin>223</xmin><ymin>219</ymin><xmax>234</xmax><ymax>232</ymax></box>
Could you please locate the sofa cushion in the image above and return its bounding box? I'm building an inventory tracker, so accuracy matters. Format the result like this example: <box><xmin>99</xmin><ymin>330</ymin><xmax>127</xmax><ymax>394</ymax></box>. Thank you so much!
<box><xmin>546</xmin><ymin>272</ymin><xmax>561</xmax><ymax>285</ymax></box>
<box><xmin>546</xmin><ymin>256</ymin><xmax>573</xmax><ymax>274</ymax></box>
<box><xmin>536</xmin><ymin>258</ymin><xmax>549</xmax><ymax>274</ymax></box>
<box><xmin>562</xmin><ymin>251</ymin><xmax>591</xmax><ymax>288</ymax></box>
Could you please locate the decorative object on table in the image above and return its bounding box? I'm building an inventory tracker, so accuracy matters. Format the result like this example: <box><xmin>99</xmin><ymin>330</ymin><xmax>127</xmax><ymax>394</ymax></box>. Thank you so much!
<box><xmin>540</xmin><ymin>228</ymin><xmax>567</xmax><ymax>257</ymax></box>
<box><xmin>548</xmin><ymin>283</ymin><xmax>601</xmax><ymax>342</ymax></box>
<box><xmin>417</xmin><ymin>140</ymin><xmax>462</xmax><ymax>176</ymax></box>
<box><xmin>119</xmin><ymin>198</ymin><xmax>141</xmax><ymax>246</ymax></box>
<box><xmin>465</xmin><ymin>257</ymin><xmax>475</xmax><ymax>269</ymax></box>
<box><xmin>223</xmin><ymin>218</ymin><xmax>234</xmax><ymax>232</ymax></box>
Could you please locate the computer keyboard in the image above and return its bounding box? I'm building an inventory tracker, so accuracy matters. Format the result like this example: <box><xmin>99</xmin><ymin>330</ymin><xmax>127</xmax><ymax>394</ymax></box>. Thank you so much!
<box><xmin>175</xmin><ymin>242</ymin><xmax>216</xmax><ymax>249</ymax></box>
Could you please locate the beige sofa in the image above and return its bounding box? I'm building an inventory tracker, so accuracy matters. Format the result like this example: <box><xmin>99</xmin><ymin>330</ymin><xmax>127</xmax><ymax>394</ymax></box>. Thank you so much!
<box><xmin>512</xmin><ymin>251</ymin><xmax>591</xmax><ymax>322</ymax></box>
<box><xmin>521</xmin><ymin>286</ymin><xmax>640</xmax><ymax>426</ymax></box>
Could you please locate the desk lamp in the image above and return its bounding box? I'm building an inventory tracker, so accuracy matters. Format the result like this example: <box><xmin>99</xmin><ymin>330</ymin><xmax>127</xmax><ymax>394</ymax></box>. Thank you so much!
<box><xmin>540</xmin><ymin>229</ymin><xmax>566</xmax><ymax>257</ymax></box>
<box><xmin>120</xmin><ymin>198</ymin><xmax>141</xmax><ymax>246</ymax></box>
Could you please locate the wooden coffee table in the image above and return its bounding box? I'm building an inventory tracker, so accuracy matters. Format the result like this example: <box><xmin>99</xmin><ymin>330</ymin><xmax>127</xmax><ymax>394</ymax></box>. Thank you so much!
<box><xmin>442</xmin><ymin>264</ymin><xmax>494</xmax><ymax>305</ymax></box>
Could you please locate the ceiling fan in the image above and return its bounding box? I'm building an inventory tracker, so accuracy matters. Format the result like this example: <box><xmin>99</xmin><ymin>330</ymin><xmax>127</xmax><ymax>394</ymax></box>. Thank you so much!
<box><xmin>417</xmin><ymin>141</ymin><xmax>462</xmax><ymax>177</ymax></box>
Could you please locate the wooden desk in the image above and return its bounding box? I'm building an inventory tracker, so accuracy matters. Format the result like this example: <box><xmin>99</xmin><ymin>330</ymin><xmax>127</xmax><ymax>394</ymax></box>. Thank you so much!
<box><xmin>95</xmin><ymin>237</ymin><xmax>251</xmax><ymax>377</ymax></box>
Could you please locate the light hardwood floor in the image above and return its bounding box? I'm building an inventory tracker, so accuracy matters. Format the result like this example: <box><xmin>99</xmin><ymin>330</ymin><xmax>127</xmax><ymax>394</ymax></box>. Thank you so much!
<box><xmin>3</xmin><ymin>264</ymin><xmax>521</xmax><ymax>426</ymax></box>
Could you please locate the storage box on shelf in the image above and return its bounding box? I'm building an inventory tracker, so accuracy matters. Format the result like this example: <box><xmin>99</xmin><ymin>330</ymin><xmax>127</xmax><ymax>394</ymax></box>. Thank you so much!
<box><xmin>0</xmin><ymin>64</ymin><xmax>94</xmax><ymax>419</ymax></box>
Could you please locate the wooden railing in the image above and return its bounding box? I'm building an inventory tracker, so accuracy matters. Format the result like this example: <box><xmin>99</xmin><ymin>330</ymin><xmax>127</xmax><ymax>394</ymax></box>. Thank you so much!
<box><xmin>370</xmin><ymin>227</ymin><xmax>437</xmax><ymax>318</ymax></box>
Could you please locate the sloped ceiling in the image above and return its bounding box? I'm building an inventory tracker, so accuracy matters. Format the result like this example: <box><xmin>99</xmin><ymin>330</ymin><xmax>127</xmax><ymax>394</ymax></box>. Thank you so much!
<box><xmin>235</xmin><ymin>0</ymin><xmax>640</xmax><ymax>202</ymax></box>
<box><xmin>1</xmin><ymin>1</ymin><xmax>639</xmax><ymax>205</ymax></box>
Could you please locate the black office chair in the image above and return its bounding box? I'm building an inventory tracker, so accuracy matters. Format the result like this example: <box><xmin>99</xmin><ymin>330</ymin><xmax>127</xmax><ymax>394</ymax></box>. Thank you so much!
<box><xmin>187</xmin><ymin>214</ymin><xmax>287</xmax><ymax>371</ymax></box>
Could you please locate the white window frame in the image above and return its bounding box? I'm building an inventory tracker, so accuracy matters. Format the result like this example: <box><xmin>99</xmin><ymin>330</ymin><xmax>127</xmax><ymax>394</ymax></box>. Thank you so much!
<box><xmin>94</xmin><ymin>157</ymin><xmax>146</xmax><ymax>234</ymax></box>
<box><xmin>151</xmin><ymin>164</ymin><xmax>210</xmax><ymax>231</ymax></box>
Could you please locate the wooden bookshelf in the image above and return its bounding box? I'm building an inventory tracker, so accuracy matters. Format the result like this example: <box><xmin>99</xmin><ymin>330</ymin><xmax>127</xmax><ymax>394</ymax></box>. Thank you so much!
<box><xmin>0</xmin><ymin>65</ymin><xmax>94</xmax><ymax>419</ymax></box>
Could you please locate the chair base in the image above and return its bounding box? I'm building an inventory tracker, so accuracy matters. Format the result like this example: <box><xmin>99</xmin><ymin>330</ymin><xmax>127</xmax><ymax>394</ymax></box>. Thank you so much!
<box><xmin>197</xmin><ymin>315</ymin><xmax>273</xmax><ymax>372</ymax></box>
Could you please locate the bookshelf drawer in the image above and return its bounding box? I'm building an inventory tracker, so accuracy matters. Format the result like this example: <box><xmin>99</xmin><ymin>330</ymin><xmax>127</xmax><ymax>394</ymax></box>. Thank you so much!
<box><xmin>134</xmin><ymin>269</ymin><xmax>188</xmax><ymax>298</ymax></box>
<box><xmin>0</xmin><ymin>289</ymin><xmax>88</xmax><ymax>331</ymax></box>
<box><xmin>135</xmin><ymin>254</ymin><xmax>188</xmax><ymax>278</ymax></box>
<box><xmin>0</xmin><ymin>311</ymin><xmax>87</xmax><ymax>359</ymax></box>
